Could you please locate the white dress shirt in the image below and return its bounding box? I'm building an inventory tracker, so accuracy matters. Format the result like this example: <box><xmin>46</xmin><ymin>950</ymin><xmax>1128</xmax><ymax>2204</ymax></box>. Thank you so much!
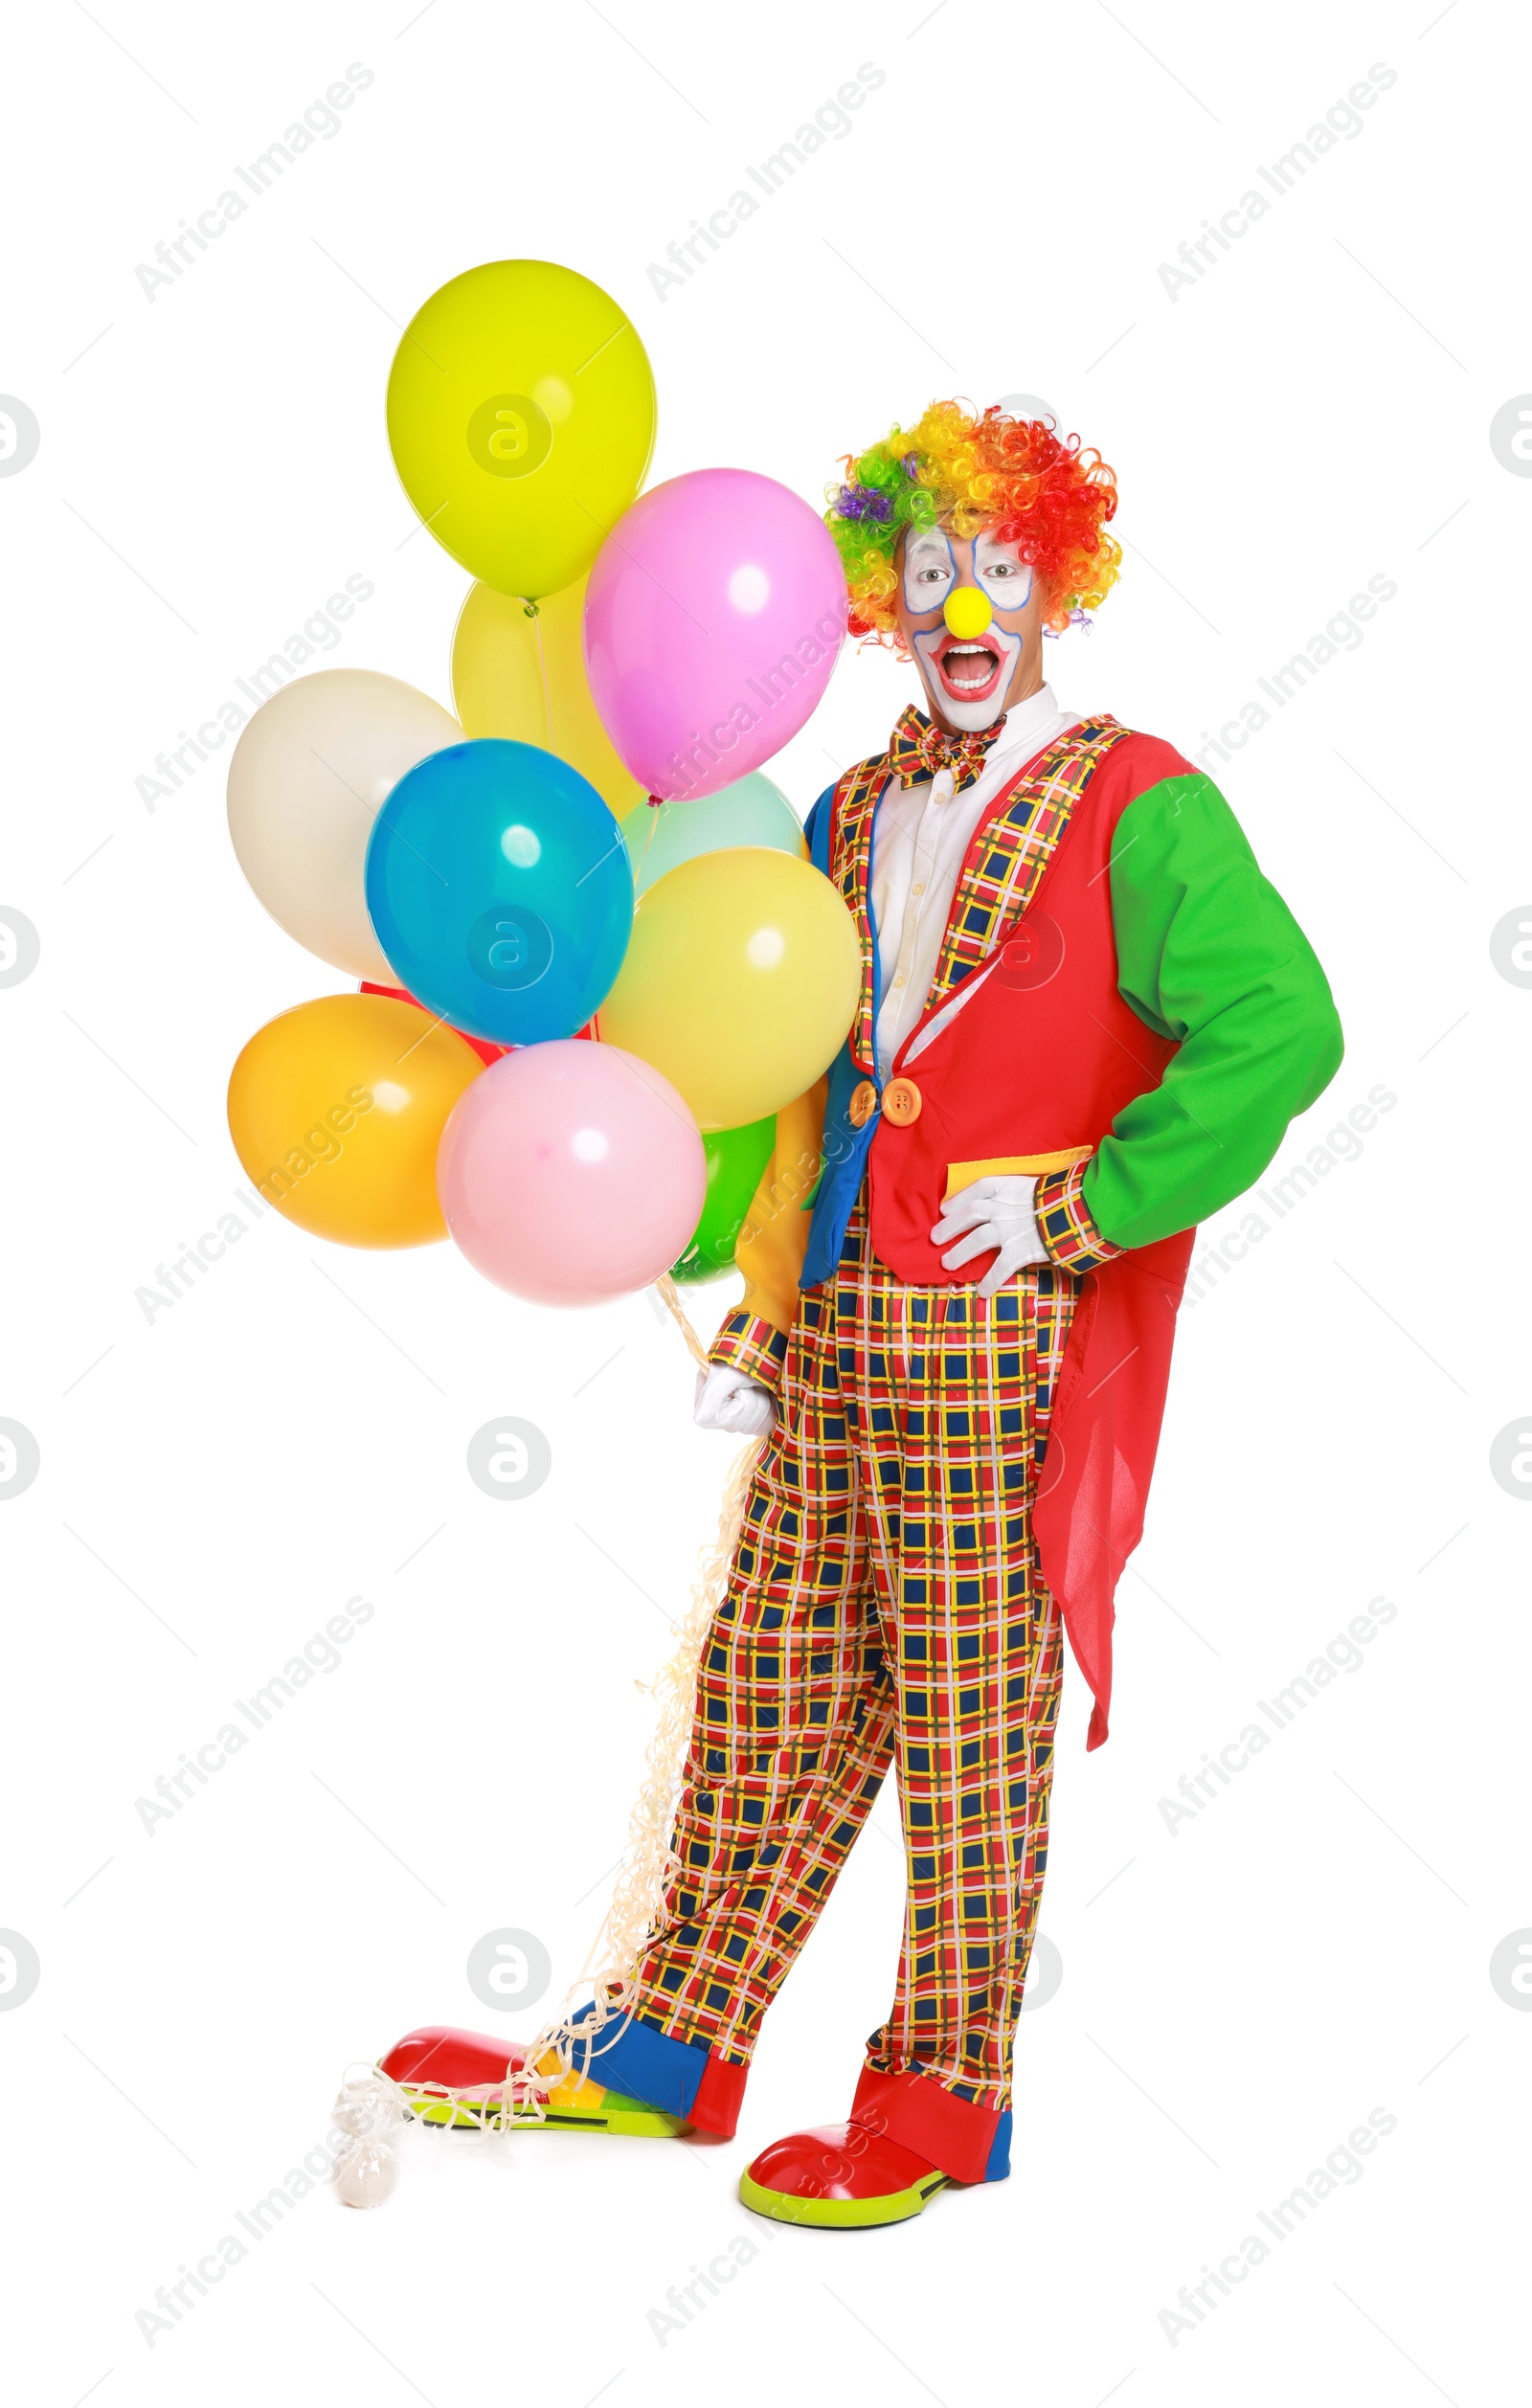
<box><xmin>871</xmin><ymin>684</ymin><xmax>1080</xmax><ymax>1077</ymax></box>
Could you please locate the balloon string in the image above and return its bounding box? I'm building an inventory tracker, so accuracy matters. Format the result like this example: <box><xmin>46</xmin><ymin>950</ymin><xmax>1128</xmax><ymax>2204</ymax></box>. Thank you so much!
<box><xmin>531</xmin><ymin>606</ymin><xmax>553</xmax><ymax>749</ymax></box>
<box><xmin>654</xmin><ymin>1272</ymin><xmax>709</xmax><ymax>1367</ymax></box>
<box><xmin>494</xmin><ymin>1430</ymin><xmax>764</xmax><ymax>2110</ymax></box>
<box><xmin>327</xmin><ymin>1407</ymin><xmax>766</xmax><ymax>2194</ymax></box>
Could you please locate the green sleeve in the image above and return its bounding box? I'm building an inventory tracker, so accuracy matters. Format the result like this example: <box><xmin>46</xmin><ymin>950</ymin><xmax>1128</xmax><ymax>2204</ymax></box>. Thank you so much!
<box><xmin>1083</xmin><ymin>772</ymin><xmax>1343</xmax><ymax>1248</ymax></box>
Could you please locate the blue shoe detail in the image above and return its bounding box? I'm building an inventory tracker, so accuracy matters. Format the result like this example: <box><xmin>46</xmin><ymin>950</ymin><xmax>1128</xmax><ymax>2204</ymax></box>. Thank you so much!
<box><xmin>982</xmin><ymin>2108</ymin><xmax>1013</xmax><ymax>2182</ymax></box>
<box><xmin>567</xmin><ymin>2001</ymin><xmax>710</xmax><ymax>2123</ymax></box>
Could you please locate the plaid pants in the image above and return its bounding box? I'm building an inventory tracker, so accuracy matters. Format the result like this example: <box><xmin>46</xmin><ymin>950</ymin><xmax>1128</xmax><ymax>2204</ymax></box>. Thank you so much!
<box><xmin>629</xmin><ymin>1202</ymin><xmax>1076</xmax><ymax>2141</ymax></box>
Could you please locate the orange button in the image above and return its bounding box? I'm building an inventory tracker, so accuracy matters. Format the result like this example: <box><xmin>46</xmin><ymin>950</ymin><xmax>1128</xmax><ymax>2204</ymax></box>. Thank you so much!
<box><xmin>848</xmin><ymin>1079</ymin><xmax>878</xmax><ymax>1129</ymax></box>
<box><xmin>882</xmin><ymin>1077</ymin><xmax>922</xmax><ymax>1127</ymax></box>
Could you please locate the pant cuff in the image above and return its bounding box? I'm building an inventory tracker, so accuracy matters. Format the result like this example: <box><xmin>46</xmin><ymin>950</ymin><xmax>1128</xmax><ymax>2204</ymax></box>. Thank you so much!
<box><xmin>570</xmin><ymin>2003</ymin><xmax>748</xmax><ymax>2138</ymax></box>
<box><xmin>853</xmin><ymin>2061</ymin><xmax>1011</xmax><ymax>2184</ymax></box>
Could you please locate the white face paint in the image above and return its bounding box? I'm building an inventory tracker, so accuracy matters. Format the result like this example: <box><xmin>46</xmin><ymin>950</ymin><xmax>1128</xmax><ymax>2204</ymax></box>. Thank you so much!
<box><xmin>899</xmin><ymin>526</ymin><xmax>1039</xmax><ymax>733</ymax></box>
<box><xmin>902</xmin><ymin>525</ymin><xmax>957</xmax><ymax>614</ymax></box>
<box><xmin>910</xmin><ymin>621</ymin><xmax>1023</xmax><ymax>731</ymax></box>
<box><xmin>973</xmin><ymin>530</ymin><xmax>1034</xmax><ymax>611</ymax></box>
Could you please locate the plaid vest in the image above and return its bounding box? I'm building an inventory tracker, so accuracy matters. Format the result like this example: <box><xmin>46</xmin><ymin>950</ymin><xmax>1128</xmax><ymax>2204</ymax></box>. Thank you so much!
<box><xmin>806</xmin><ymin>717</ymin><xmax>1197</xmax><ymax>1754</ymax></box>
<box><xmin>824</xmin><ymin>716</ymin><xmax>1133</xmax><ymax>1077</ymax></box>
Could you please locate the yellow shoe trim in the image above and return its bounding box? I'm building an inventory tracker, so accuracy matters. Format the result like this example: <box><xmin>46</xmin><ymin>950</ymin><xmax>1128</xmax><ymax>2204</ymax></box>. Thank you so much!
<box><xmin>738</xmin><ymin>2168</ymin><xmax>947</xmax><ymax>2230</ymax></box>
<box><xmin>543</xmin><ymin>2068</ymin><xmax>606</xmax><ymax>2113</ymax></box>
<box><xmin>398</xmin><ymin>2080</ymin><xmax>684</xmax><ymax>2138</ymax></box>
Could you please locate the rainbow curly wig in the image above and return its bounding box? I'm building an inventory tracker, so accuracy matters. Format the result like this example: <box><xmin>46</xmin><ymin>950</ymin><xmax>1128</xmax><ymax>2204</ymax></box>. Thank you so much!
<box><xmin>825</xmin><ymin>400</ymin><xmax>1121</xmax><ymax>644</ymax></box>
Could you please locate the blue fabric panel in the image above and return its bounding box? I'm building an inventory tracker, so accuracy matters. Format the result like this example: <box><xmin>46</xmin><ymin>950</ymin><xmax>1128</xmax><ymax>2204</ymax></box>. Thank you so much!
<box><xmin>982</xmin><ymin>2107</ymin><xmax>1013</xmax><ymax>2181</ymax></box>
<box><xmin>567</xmin><ymin>1999</ymin><xmax>709</xmax><ymax>2119</ymax></box>
<box><xmin>801</xmin><ymin>777</ymin><xmax>883</xmax><ymax>1288</ymax></box>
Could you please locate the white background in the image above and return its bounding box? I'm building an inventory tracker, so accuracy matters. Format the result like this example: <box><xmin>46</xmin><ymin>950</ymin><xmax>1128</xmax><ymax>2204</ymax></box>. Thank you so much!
<box><xmin>1</xmin><ymin>2</ymin><xmax>1525</xmax><ymax>2402</ymax></box>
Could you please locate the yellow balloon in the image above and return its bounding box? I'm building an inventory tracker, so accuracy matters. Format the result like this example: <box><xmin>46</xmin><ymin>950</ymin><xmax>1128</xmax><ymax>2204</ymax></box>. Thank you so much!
<box><xmin>451</xmin><ymin>575</ymin><xmax>645</xmax><ymax>820</ymax></box>
<box><xmin>597</xmin><ymin>850</ymin><xmax>861</xmax><ymax>1130</ymax></box>
<box><xmin>387</xmin><ymin>259</ymin><xmax>656</xmax><ymax>600</ymax></box>
<box><xmin>227</xmin><ymin>995</ymin><xmax>483</xmax><ymax>1248</ymax></box>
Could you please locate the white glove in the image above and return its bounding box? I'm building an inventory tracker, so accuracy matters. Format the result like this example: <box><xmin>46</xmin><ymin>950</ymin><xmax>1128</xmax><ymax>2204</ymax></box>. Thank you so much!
<box><xmin>693</xmin><ymin>1362</ymin><xmax>777</xmax><ymax>1436</ymax></box>
<box><xmin>930</xmin><ymin>1174</ymin><xmax>1048</xmax><ymax>1298</ymax></box>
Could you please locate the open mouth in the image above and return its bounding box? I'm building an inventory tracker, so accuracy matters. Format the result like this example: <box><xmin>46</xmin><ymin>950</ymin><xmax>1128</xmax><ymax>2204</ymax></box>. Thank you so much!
<box><xmin>933</xmin><ymin>633</ymin><xmax>1004</xmax><ymax>701</ymax></box>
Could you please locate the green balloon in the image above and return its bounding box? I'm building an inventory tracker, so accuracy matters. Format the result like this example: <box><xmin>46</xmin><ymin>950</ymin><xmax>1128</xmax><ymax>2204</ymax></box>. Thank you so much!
<box><xmin>670</xmin><ymin>1114</ymin><xmax>777</xmax><ymax>1284</ymax></box>
<box><xmin>620</xmin><ymin>772</ymin><xmax>804</xmax><ymax>898</ymax></box>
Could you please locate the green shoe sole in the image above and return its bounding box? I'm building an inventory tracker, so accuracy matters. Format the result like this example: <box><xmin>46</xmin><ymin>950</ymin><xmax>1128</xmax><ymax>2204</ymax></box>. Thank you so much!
<box><xmin>737</xmin><ymin>2167</ymin><xmax>948</xmax><ymax>2230</ymax></box>
<box><xmin>402</xmin><ymin>2085</ymin><xmax>685</xmax><ymax>2138</ymax></box>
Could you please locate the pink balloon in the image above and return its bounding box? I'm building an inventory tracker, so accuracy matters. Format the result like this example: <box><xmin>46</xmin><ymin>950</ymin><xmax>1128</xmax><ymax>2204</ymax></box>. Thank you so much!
<box><xmin>437</xmin><ymin>1040</ymin><xmax>705</xmax><ymax>1306</ymax></box>
<box><xmin>583</xmin><ymin>467</ymin><xmax>846</xmax><ymax>801</ymax></box>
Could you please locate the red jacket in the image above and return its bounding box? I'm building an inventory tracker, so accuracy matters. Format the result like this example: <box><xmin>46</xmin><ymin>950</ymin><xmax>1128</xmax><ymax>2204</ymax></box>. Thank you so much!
<box><xmin>865</xmin><ymin>731</ymin><xmax>1196</xmax><ymax>1747</ymax></box>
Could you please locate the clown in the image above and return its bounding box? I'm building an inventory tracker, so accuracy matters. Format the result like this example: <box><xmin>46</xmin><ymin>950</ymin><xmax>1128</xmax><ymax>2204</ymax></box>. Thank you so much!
<box><xmin>380</xmin><ymin>402</ymin><xmax>1342</xmax><ymax>2227</ymax></box>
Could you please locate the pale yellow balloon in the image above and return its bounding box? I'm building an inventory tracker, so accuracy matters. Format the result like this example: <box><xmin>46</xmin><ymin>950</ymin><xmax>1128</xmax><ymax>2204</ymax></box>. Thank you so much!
<box><xmin>227</xmin><ymin>669</ymin><xmax>462</xmax><ymax>979</ymax></box>
<box><xmin>451</xmin><ymin>576</ymin><xmax>645</xmax><ymax>821</ymax></box>
<box><xmin>596</xmin><ymin>849</ymin><xmax>862</xmax><ymax>1130</ymax></box>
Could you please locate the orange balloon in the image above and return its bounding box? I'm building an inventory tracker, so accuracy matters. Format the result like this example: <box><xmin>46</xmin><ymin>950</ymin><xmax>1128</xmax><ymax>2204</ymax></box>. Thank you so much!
<box><xmin>227</xmin><ymin>994</ymin><xmax>483</xmax><ymax>1248</ymax></box>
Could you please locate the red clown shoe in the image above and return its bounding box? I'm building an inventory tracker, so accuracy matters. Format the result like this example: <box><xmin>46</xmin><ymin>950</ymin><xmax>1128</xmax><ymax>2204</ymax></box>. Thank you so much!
<box><xmin>739</xmin><ymin>2120</ymin><xmax>955</xmax><ymax>2229</ymax></box>
<box><xmin>379</xmin><ymin>2024</ymin><xmax>687</xmax><ymax>2137</ymax></box>
<box><xmin>738</xmin><ymin>2063</ymin><xmax>1013</xmax><ymax>2228</ymax></box>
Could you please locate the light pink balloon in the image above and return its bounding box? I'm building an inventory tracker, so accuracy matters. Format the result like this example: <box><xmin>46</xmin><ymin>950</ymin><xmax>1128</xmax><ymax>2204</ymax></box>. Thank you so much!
<box><xmin>437</xmin><ymin>1040</ymin><xmax>705</xmax><ymax>1306</ymax></box>
<box><xmin>583</xmin><ymin>467</ymin><xmax>846</xmax><ymax>801</ymax></box>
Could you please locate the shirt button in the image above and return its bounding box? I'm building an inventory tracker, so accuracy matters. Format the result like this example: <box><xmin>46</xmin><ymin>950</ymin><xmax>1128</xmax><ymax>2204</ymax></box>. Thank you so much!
<box><xmin>892</xmin><ymin>973</ymin><xmax>906</xmax><ymax>986</ymax></box>
<box><xmin>912</xmin><ymin>882</ymin><xmax>924</xmax><ymax>896</ymax></box>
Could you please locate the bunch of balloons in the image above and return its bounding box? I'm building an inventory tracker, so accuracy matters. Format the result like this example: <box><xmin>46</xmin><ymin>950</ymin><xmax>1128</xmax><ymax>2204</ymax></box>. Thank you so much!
<box><xmin>225</xmin><ymin>259</ymin><xmax>860</xmax><ymax>1308</ymax></box>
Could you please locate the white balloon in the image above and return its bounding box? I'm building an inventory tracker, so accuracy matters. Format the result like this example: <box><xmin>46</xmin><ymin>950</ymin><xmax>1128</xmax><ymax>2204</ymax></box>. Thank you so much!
<box><xmin>226</xmin><ymin>667</ymin><xmax>462</xmax><ymax>979</ymax></box>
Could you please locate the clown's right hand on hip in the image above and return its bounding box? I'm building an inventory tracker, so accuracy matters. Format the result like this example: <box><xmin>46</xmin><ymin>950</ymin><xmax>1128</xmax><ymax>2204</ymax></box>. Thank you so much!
<box><xmin>931</xmin><ymin>1174</ymin><xmax>1048</xmax><ymax>1297</ymax></box>
<box><xmin>694</xmin><ymin>1363</ymin><xmax>776</xmax><ymax>1436</ymax></box>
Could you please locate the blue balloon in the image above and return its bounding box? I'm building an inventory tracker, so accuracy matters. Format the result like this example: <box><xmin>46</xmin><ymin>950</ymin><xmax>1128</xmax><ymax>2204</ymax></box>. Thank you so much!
<box><xmin>365</xmin><ymin>739</ymin><xmax>633</xmax><ymax>1046</ymax></box>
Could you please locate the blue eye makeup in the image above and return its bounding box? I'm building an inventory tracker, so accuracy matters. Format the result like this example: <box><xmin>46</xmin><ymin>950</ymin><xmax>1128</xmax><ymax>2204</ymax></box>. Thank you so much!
<box><xmin>902</xmin><ymin>529</ymin><xmax>957</xmax><ymax>613</ymax></box>
<box><xmin>974</xmin><ymin>534</ymin><xmax>1033</xmax><ymax>608</ymax></box>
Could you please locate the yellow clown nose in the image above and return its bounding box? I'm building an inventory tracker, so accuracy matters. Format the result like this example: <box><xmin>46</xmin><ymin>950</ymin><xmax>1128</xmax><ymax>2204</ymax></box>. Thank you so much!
<box><xmin>943</xmin><ymin>586</ymin><xmax>993</xmax><ymax>640</ymax></box>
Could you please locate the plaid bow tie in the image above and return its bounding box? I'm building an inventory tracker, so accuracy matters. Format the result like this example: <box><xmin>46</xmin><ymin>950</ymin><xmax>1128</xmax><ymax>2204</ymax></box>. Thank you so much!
<box><xmin>886</xmin><ymin>704</ymin><xmax>1006</xmax><ymax>794</ymax></box>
